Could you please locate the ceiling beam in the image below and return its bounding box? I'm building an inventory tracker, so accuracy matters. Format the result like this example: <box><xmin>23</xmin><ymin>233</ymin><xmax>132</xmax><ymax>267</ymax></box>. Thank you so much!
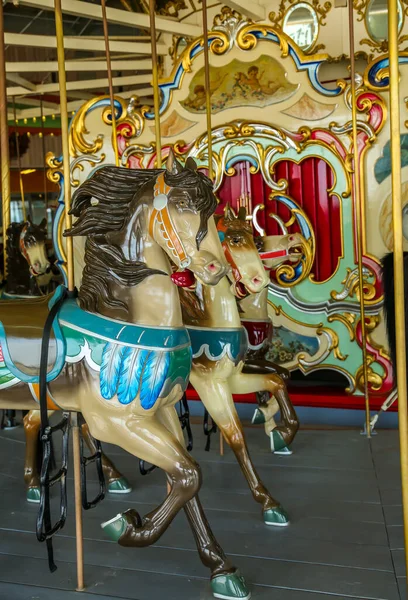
<box><xmin>18</xmin><ymin>0</ymin><xmax>203</xmax><ymax>37</ymax></box>
<box><xmin>6</xmin><ymin>73</ymin><xmax>37</xmax><ymax>91</ymax></box>
<box><xmin>6</xmin><ymin>74</ymin><xmax>153</xmax><ymax>97</ymax></box>
<box><xmin>3</xmin><ymin>33</ymin><xmax>166</xmax><ymax>55</ymax></box>
<box><xmin>219</xmin><ymin>0</ymin><xmax>265</xmax><ymax>20</ymax></box>
<box><xmin>6</xmin><ymin>59</ymin><xmax>152</xmax><ymax>73</ymax></box>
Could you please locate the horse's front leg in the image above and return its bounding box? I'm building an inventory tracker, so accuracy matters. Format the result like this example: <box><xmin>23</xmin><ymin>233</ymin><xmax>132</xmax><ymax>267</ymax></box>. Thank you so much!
<box><xmin>156</xmin><ymin>405</ymin><xmax>250</xmax><ymax>600</ymax></box>
<box><xmin>230</xmin><ymin>372</ymin><xmax>299</xmax><ymax>454</ymax></box>
<box><xmin>81</xmin><ymin>422</ymin><xmax>132</xmax><ymax>494</ymax></box>
<box><xmin>191</xmin><ymin>371</ymin><xmax>289</xmax><ymax>527</ymax></box>
<box><xmin>23</xmin><ymin>409</ymin><xmax>54</xmax><ymax>503</ymax></box>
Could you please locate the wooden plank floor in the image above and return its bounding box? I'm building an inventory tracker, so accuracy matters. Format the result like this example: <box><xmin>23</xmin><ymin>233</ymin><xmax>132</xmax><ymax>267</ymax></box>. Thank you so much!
<box><xmin>0</xmin><ymin>420</ymin><xmax>405</xmax><ymax>599</ymax></box>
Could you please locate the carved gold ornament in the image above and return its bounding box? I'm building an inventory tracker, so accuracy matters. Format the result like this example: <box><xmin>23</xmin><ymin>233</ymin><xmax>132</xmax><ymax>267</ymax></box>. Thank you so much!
<box><xmin>353</xmin><ymin>0</ymin><xmax>408</xmax><ymax>53</ymax></box>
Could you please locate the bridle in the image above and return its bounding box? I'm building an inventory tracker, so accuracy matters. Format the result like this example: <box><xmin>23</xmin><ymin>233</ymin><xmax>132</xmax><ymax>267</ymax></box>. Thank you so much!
<box><xmin>216</xmin><ymin>217</ymin><xmax>248</xmax><ymax>299</ymax></box>
<box><xmin>148</xmin><ymin>173</ymin><xmax>191</xmax><ymax>269</ymax></box>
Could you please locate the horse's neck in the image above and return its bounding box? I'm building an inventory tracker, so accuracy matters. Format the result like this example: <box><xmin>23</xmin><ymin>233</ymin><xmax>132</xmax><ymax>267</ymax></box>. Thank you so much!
<box><xmin>238</xmin><ymin>287</ymin><xmax>269</xmax><ymax>320</ymax></box>
<box><xmin>182</xmin><ymin>277</ymin><xmax>242</xmax><ymax>328</ymax></box>
<box><xmin>108</xmin><ymin>213</ymin><xmax>183</xmax><ymax>328</ymax></box>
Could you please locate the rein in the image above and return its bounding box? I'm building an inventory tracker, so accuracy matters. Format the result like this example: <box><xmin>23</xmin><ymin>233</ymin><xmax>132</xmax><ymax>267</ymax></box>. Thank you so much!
<box><xmin>216</xmin><ymin>217</ymin><xmax>247</xmax><ymax>298</ymax></box>
<box><xmin>149</xmin><ymin>173</ymin><xmax>191</xmax><ymax>269</ymax></box>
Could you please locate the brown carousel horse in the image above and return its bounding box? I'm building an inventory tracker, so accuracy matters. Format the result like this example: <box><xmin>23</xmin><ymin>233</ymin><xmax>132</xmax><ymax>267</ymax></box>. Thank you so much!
<box><xmin>1</xmin><ymin>217</ymin><xmax>131</xmax><ymax>501</ymax></box>
<box><xmin>0</xmin><ymin>154</ymin><xmax>250</xmax><ymax>600</ymax></box>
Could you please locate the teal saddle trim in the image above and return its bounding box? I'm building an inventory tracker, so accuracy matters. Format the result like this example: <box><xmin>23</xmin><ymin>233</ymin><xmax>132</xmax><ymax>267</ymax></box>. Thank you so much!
<box><xmin>0</xmin><ymin>286</ymin><xmax>190</xmax><ymax>385</ymax></box>
<box><xmin>187</xmin><ymin>326</ymin><xmax>248</xmax><ymax>365</ymax></box>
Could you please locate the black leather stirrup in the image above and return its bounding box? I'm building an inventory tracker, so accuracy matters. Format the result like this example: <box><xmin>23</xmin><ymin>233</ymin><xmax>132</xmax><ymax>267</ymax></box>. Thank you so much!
<box><xmin>203</xmin><ymin>408</ymin><xmax>217</xmax><ymax>452</ymax></box>
<box><xmin>79</xmin><ymin>414</ymin><xmax>106</xmax><ymax>510</ymax></box>
<box><xmin>36</xmin><ymin>286</ymin><xmax>69</xmax><ymax>572</ymax></box>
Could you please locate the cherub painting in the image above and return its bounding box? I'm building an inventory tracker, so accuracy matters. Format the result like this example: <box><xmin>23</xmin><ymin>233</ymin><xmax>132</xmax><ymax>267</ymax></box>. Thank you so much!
<box><xmin>181</xmin><ymin>55</ymin><xmax>298</xmax><ymax>114</ymax></box>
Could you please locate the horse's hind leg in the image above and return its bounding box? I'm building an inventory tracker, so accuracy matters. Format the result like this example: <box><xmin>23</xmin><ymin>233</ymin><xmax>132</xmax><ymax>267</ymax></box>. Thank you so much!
<box><xmin>23</xmin><ymin>409</ymin><xmax>54</xmax><ymax>503</ymax></box>
<box><xmin>157</xmin><ymin>405</ymin><xmax>250</xmax><ymax>600</ymax></box>
<box><xmin>81</xmin><ymin>422</ymin><xmax>132</xmax><ymax>494</ymax></box>
<box><xmin>191</xmin><ymin>372</ymin><xmax>289</xmax><ymax>528</ymax></box>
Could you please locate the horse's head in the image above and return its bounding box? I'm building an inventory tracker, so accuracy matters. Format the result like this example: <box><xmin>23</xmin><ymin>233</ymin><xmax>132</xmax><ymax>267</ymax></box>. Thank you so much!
<box><xmin>258</xmin><ymin>232</ymin><xmax>306</xmax><ymax>270</ymax></box>
<box><xmin>19</xmin><ymin>217</ymin><xmax>50</xmax><ymax>277</ymax></box>
<box><xmin>216</xmin><ymin>205</ymin><xmax>269</xmax><ymax>297</ymax></box>
<box><xmin>149</xmin><ymin>153</ymin><xmax>227</xmax><ymax>286</ymax></box>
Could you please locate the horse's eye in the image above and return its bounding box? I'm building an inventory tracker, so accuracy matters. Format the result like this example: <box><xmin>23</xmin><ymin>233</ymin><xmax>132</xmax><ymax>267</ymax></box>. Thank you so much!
<box><xmin>178</xmin><ymin>199</ymin><xmax>188</xmax><ymax>208</ymax></box>
<box><xmin>231</xmin><ymin>236</ymin><xmax>242</xmax><ymax>245</ymax></box>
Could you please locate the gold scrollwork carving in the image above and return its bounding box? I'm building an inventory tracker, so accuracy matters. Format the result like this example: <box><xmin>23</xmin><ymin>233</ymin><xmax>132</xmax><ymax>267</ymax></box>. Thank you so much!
<box><xmin>327</xmin><ymin>312</ymin><xmax>357</xmax><ymax>341</ymax></box>
<box><xmin>46</xmin><ymin>152</ymin><xmax>62</xmax><ymax>184</ymax></box>
<box><xmin>317</xmin><ymin>325</ymin><xmax>348</xmax><ymax>361</ymax></box>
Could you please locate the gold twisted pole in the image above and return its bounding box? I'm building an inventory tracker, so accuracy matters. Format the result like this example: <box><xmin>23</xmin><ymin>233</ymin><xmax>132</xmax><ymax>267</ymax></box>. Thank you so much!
<box><xmin>13</xmin><ymin>98</ymin><xmax>27</xmax><ymax>222</ymax></box>
<box><xmin>149</xmin><ymin>0</ymin><xmax>161</xmax><ymax>168</ymax></box>
<box><xmin>348</xmin><ymin>0</ymin><xmax>370</xmax><ymax>437</ymax></box>
<box><xmin>101</xmin><ymin>0</ymin><xmax>119</xmax><ymax>167</ymax></box>
<box><xmin>54</xmin><ymin>0</ymin><xmax>74</xmax><ymax>293</ymax></box>
<box><xmin>388</xmin><ymin>0</ymin><xmax>408</xmax><ymax>578</ymax></box>
<box><xmin>0</xmin><ymin>1</ymin><xmax>10</xmax><ymax>276</ymax></box>
<box><xmin>40</xmin><ymin>97</ymin><xmax>48</xmax><ymax>209</ymax></box>
<box><xmin>202</xmin><ymin>0</ymin><xmax>213</xmax><ymax>180</ymax></box>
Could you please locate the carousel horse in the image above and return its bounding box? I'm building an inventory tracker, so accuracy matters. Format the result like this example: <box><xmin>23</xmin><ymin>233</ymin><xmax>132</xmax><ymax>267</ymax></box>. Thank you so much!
<box><xmin>1</xmin><ymin>218</ymin><xmax>131</xmax><ymax>501</ymax></box>
<box><xmin>177</xmin><ymin>198</ymin><xmax>299</xmax><ymax>527</ymax></box>
<box><xmin>217</xmin><ymin>206</ymin><xmax>304</xmax><ymax>454</ymax></box>
<box><xmin>3</xmin><ymin>217</ymin><xmax>61</xmax><ymax>297</ymax></box>
<box><xmin>0</xmin><ymin>154</ymin><xmax>250</xmax><ymax>600</ymax></box>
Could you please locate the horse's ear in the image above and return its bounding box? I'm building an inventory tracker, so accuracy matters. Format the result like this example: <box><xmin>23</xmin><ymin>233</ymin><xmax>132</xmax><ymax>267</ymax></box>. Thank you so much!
<box><xmin>224</xmin><ymin>203</ymin><xmax>236</xmax><ymax>221</ymax></box>
<box><xmin>185</xmin><ymin>157</ymin><xmax>197</xmax><ymax>171</ymax></box>
<box><xmin>237</xmin><ymin>206</ymin><xmax>247</xmax><ymax>221</ymax></box>
<box><xmin>39</xmin><ymin>218</ymin><xmax>47</xmax><ymax>230</ymax></box>
<box><xmin>166</xmin><ymin>149</ymin><xmax>183</xmax><ymax>175</ymax></box>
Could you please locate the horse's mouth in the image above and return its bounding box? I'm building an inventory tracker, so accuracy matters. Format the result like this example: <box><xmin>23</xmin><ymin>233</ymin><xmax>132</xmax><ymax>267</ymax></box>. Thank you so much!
<box><xmin>233</xmin><ymin>281</ymin><xmax>249</xmax><ymax>298</ymax></box>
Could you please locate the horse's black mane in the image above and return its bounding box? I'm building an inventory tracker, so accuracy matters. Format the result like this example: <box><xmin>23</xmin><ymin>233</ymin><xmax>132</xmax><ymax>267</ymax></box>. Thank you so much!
<box><xmin>64</xmin><ymin>164</ymin><xmax>217</xmax><ymax>320</ymax></box>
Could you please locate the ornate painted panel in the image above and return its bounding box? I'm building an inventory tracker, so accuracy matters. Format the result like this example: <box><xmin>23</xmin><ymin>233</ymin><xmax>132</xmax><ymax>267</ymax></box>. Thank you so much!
<box><xmin>48</xmin><ymin>8</ymin><xmax>398</xmax><ymax>408</ymax></box>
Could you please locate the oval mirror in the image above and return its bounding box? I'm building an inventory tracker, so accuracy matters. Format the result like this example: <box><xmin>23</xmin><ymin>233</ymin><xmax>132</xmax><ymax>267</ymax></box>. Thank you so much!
<box><xmin>282</xmin><ymin>3</ymin><xmax>319</xmax><ymax>52</ymax></box>
<box><xmin>366</xmin><ymin>0</ymin><xmax>403</xmax><ymax>42</ymax></box>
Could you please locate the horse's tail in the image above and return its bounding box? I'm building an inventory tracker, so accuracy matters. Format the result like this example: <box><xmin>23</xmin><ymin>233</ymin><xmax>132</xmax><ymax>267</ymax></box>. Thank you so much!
<box><xmin>382</xmin><ymin>252</ymin><xmax>408</xmax><ymax>381</ymax></box>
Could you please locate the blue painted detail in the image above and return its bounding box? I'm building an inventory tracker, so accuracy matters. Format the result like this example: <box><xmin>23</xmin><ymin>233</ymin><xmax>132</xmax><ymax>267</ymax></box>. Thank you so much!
<box><xmin>218</xmin><ymin>231</ymin><xmax>225</xmax><ymax>242</ymax></box>
<box><xmin>374</xmin><ymin>134</ymin><xmax>408</xmax><ymax>184</ymax></box>
<box><xmin>187</xmin><ymin>326</ymin><xmax>248</xmax><ymax>365</ymax></box>
<box><xmin>86</xmin><ymin>97</ymin><xmax>124</xmax><ymax>119</ymax></box>
<box><xmin>366</xmin><ymin>56</ymin><xmax>408</xmax><ymax>89</ymax></box>
<box><xmin>226</xmin><ymin>156</ymin><xmax>259</xmax><ymax>171</ymax></box>
<box><xmin>100</xmin><ymin>343</ymin><xmax>189</xmax><ymax>408</ymax></box>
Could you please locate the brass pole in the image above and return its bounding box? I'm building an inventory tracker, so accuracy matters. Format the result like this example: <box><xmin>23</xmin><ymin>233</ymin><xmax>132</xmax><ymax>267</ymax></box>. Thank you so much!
<box><xmin>388</xmin><ymin>0</ymin><xmax>408</xmax><ymax>578</ymax></box>
<box><xmin>40</xmin><ymin>97</ymin><xmax>48</xmax><ymax>211</ymax></box>
<box><xmin>149</xmin><ymin>0</ymin><xmax>161</xmax><ymax>168</ymax></box>
<box><xmin>0</xmin><ymin>1</ymin><xmax>10</xmax><ymax>276</ymax></box>
<box><xmin>101</xmin><ymin>0</ymin><xmax>119</xmax><ymax>167</ymax></box>
<box><xmin>13</xmin><ymin>98</ymin><xmax>26</xmax><ymax>222</ymax></box>
<box><xmin>348</xmin><ymin>0</ymin><xmax>371</xmax><ymax>436</ymax></box>
<box><xmin>54</xmin><ymin>0</ymin><xmax>74</xmax><ymax>292</ymax></box>
<box><xmin>202</xmin><ymin>0</ymin><xmax>213</xmax><ymax>180</ymax></box>
<box><xmin>71</xmin><ymin>413</ymin><xmax>85</xmax><ymax>592</ymax></box>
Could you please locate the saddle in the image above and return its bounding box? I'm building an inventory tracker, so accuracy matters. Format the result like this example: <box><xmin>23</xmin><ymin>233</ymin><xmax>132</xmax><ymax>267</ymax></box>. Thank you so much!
<box><xmin>0</xmin><ymin>287</ymin><xmax>66</xmax><ymax>383</ymax></box>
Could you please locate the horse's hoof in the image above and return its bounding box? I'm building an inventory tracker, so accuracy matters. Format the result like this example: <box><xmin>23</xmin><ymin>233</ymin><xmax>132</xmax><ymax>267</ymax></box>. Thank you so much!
<box><xmin>274</xmin><ymin>445</ymin><xmax>292</xmax><ymax>456</ymax></box>
<box><xmin>108</xmin><ymin>477</ymin><xmax>132</xmax><ymax>494</ymax></box>
<box><xmin>270</xmin><ymin>430</ymin><xmax>291</xmax><ymax>454</ymax></box>
<box><xmin>211</xmin><ymin>572</ymin><xmax>251</xmax><ymax>600</ymax></box>
<box><xmin>101</xmin><ymin>513</ymin><xmax>127</xmax><ymax>542</ymax></box>
<box><xmin>251</xmin><ymin>408</ymin><xmax>265</xmax><ymax>425</ymax></box>
<box><xmin>264</xmin><ymin>505</ymin><xmax>290</xmax><ymax>527</ymax></box>
<box><xmin>27</xmin><ymin>487</ymin><xmax>41</xmax><ymax>504</ymax></box>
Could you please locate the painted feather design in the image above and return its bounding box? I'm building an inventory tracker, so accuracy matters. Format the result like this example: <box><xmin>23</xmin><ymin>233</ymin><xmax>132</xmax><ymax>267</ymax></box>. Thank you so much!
<box><xmin>139</xmin><ymin>350</ymin><xmax>170</xmax><ymax>410</ymax></box>
<box><xmin>100</xmin><ymin>342</ymin><xmax>125</xmax><ymax>399</ymax></box>
<box><xmin>116</xmin><ymin>347</ymin><xmax>146</xmax><ymax>405</ymax></box>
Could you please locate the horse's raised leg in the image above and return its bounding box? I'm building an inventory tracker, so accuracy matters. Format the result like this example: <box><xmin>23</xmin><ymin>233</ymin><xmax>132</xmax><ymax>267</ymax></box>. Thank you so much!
<box><xmin>191</xmin><ymin>372</ymin><xmax>289</xmax><ymax>527</ymax></box>
<box><xmin>157</xmin><ymin>405</ymin><xmax>250</xmax><ymax>600</ymax></box>
<box><xmin>23</xmin><ymin>409</ymin><xmax>53</xmax><ymax>503</ymax></box>
<box><xmin>81</xmin><ymin>422</ymin><xmax>132</xmax><ymax>494</ymax></box>
<box><xmin>231</xmin><ymin>372</ymin><xmax>299</xmax><ymax>455</ymax></box>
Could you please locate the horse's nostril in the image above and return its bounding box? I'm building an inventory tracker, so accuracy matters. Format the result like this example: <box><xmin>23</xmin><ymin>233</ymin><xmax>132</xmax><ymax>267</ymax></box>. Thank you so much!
<box><xmin>208</xmin><ymin>263</ymin><xmax>217</xmax><ymax>272</ymax></box>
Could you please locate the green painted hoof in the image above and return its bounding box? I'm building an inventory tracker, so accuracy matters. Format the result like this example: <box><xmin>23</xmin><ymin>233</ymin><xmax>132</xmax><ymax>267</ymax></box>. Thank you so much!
<box><xmin>108</xmin><ymin>477</ymin><xmax>132</xmax><ymax>494</ymax></box>
<box><xmin>264</xmin><ymin>506</ymin><xmax>290</xmax><ymax>527</ymax></box>
<box><xmin>270</xmin><ymin>430</ymin><xmax>291</xmax><ymax>454</ymax></box>
<box><xmin>27</xmin><ymin>487</ymin><xmax>41</xmax><ymax>504</ymax></box>
<box><xmin>251</xmin><ymin>408</ymin><xmax>265</xmax><ymax>425</ymax></box>
<box><xmin>274</xmin><ymin>445</ymin><xmax>292</xmax><ymax>456</ymax></box>
<box><xmin>101</xmin><ymin>513</ymin><xmax>127</xmax><ymax>542</ymax></box>
<box><xmin>211</xmin><ymin>572</ymin><xmax>251</xmax><ymax>600</ymax></box>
